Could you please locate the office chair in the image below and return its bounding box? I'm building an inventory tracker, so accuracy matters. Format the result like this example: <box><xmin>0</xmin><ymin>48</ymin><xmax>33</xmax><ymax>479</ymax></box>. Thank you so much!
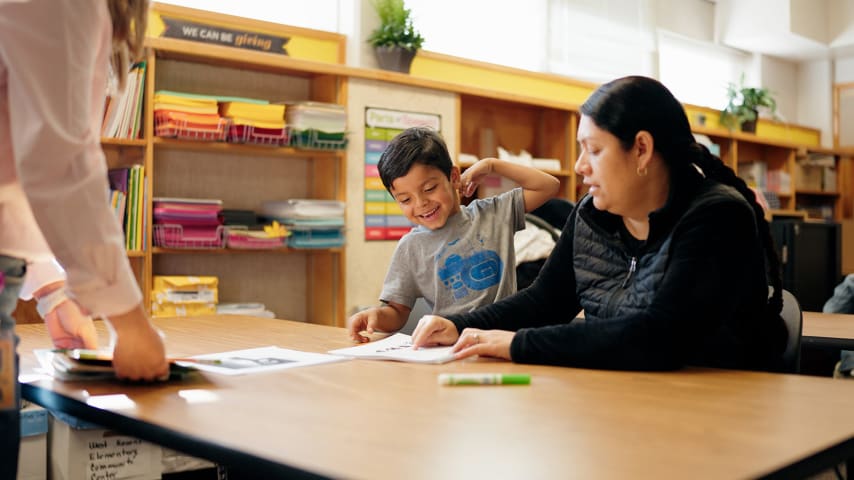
<box><xmin>779</xmin><ymin>288</ymin><xmax>803</xmax><ymax>374</ymax></box>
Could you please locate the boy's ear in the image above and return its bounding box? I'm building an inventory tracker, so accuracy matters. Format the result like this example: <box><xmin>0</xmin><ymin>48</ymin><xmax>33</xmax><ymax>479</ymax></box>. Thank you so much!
<box><xmin>450</xmin><ymin>166</ymin><xmax>461</xmax><ymax>188</ymax></box>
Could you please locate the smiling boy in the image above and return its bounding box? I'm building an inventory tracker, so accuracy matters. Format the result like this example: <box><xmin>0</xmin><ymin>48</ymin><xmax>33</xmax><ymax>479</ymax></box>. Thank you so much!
<box><xmin>347</xmin><ymin>127</ymin><xmax>559</xmax><ymax>342</ymax></box>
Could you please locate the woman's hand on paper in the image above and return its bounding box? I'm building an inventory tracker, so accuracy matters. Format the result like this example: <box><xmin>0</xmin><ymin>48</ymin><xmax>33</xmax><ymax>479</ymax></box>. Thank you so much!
<box><xmin>411</xmin><ymin>315</ymin><xmax>459</xmax><ymax>349</ymax></box>
<box><xmin>451</xmin><ymin>328</ymin><xmax>513</xmax><ymax>361</ymax></box>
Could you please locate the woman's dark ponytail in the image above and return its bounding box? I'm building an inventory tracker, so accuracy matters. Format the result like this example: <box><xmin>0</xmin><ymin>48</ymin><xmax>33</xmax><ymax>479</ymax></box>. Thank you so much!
<box><xmin>688</xmin><ymin>143</ymin><xmax>784</xmax><ymax>316</ymax></box>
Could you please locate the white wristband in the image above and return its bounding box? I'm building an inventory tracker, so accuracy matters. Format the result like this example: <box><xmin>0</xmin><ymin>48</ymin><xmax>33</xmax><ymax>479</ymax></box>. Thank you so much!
<box><xmin>36</xmin><ymin>288</ymin><xmax>69</xmax><ymax>318</ymax></box>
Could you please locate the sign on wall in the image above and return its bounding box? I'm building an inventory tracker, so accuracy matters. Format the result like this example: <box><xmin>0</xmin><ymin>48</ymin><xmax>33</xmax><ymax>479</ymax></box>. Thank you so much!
<box><xmin>364</xmin><ymin>108</ymin><xmax>442</xmax><ymax>241</ymax></box>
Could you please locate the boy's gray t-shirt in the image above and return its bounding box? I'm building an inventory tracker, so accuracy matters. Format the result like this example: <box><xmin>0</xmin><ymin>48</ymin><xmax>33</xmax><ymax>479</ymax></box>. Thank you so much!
<box><xmin>380</xmin><ymin>188</ymin><xmax>526</xmax><ymax>315</ymax></box>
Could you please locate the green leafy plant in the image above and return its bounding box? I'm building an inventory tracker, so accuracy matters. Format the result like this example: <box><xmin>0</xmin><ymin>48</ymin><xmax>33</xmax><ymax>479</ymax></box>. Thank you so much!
<box><xmin>367</xmin><ymin>0</ymin><xmax>424</xmax><ymax>51</ymax></box>
<box><xmin>720</xmin><ymin>74</ymin><xmax>778</xmax><ymax>131</ymax></box>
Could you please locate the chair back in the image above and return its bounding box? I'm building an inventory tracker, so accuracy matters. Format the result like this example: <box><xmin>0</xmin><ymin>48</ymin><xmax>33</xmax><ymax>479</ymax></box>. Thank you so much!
<box><xmin>780</xmin><ymin>288</ymin><xmax>803</xmax><ymax>373</ymax></box>
<box><xmin>399</xmin><ymin>297</ymin><xmax>431</xmax><ymax>335</ymax></box>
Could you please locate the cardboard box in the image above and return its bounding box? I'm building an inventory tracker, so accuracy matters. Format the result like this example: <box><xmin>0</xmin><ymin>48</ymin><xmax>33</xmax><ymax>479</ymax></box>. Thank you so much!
<box><xmin>18</xmin><ymin>402</ymin><xmax>48</xmax><ymax>480</ymax></box>
<box><xmin>161</xmin><ymin>447</ymin><xmax>216</xmax><ymax>475</ymax></box>
<box><xmin>794</xmin><ymin>163</ymin><xmax>823</xmax><ymax>191</ymax></box>
<box><xmin>48</xmin><ymin>412</ymin><xmax>161</xmax><ymax>480</ymax></box>
<box><xmin>151</xmin><ymin>276</ymin><xmax>218</xmax><ymax>318</ymax></box>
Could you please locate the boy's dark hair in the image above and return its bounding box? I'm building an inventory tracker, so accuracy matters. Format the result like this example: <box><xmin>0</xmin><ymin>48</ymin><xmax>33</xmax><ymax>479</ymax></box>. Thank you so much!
<box><xmin>377</xmin><ymin>127</ymin><xmax>453</xmax><ymax>192</ymax></box>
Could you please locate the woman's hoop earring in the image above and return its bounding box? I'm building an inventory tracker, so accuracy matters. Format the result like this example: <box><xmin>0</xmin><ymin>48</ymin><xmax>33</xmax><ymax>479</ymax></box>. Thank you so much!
<box><xmin>636</xmin><ymin>166</ymin><xmax>648</xmax><ymax>177</ymax></box>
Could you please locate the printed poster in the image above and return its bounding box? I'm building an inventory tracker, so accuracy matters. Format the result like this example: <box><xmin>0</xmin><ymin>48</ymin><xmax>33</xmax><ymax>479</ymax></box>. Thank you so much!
<box><xmin>364</xmin><ymin>107</ymin><xmax>442</xmax><ymax>241</ymax></box>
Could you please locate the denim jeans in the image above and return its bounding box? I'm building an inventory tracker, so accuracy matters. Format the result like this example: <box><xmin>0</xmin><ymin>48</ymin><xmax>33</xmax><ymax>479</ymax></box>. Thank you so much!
<box><xmin>0</xmin><ymin>255</ymin><xmax>26</xmax><ymax>479</ymax></box>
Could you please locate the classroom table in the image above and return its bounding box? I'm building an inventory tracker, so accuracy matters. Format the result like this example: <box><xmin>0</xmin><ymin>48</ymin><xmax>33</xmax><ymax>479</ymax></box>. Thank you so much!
<box><xmin>803</xmin><ymin>311</ymin><xmax>854</xmax><ymax>350</ymax></box>
<box><xmin>16</xmin><ymin>315</ymin><xmax>854</xmax><ymax>479</ymax></box>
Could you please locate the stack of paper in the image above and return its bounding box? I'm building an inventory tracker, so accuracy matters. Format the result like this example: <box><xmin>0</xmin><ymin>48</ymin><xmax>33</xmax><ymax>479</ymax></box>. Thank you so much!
<box><xmin>261</xmin><ymin>199</ymin><xmax>345</xmax><ymax>248</ymax></box>
<box><xmin>286</xmin><ymin>102</ymin><xmax>347</xmax><ymax>149</ymax></box>
<box><xmin>220</xmin><ymin>101</ymin><xmax>288</xmax><ymax>145</ymax></box>
<box><xmin>216</xmin><ymin>302</ymin><xmax>276</xmax><ymax>318</ymax></box>
<box><xmin>153</xmin><ymin>90</ymin><xmax>227</xmax><ymax>141</ymax></box>
<box><xmin>35</xmin><ymin>349</ymin><xmax>197</xmax><ymax>381</ymax></box>
<box><xmin>153</xmin><ymin>197</ymin><xmax>223</xmax><ymax>248</ymax></box>
<box><xmin>151</xmin><ymin>275</ymin><xmax>219</xmax><ymax>317</ymax></box>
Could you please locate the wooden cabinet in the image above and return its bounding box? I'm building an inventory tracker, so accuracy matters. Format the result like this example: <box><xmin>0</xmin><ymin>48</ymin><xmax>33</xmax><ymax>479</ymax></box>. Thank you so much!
<box><xmin>692</xmin><ymin>124</ymin><xmax>852</xmax><ymax>221</ymax></box>
<box><xmin>458</xmin><ymin>95</ymin><xmax>578</xmax><ymax>200</ymax></box>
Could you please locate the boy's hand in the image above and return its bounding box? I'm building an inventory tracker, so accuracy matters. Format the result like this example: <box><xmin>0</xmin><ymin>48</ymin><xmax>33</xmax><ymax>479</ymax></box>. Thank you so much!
<box><xmin>460</xmin><ymin>158</ymin><xmax>495</xmax><ymax>197</ymax></box>
<box><xmin>347</xmin><ymin>307</ymin><xmax>380</xmax><ymax>343</ymax></box>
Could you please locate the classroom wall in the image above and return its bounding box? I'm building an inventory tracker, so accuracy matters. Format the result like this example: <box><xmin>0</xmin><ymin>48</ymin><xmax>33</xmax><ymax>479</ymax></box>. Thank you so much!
<box><xmin>758</xmin><ymin>55</ymin><xmax>799</xmax><ymax>127</ymax></box>
<box><xmin>797</xmin><ymin>59</ymin><xmax>833</xmax><ymax>146</ymax></box>
<box><xmin>652</xmin><ymin>0</ymin><xmax>714</xmax><ymax>43</ymax></box>
<box><xmin>345</xmin><ymin>78</ymin><xmax>457</xmax><ymax>315</ymax></box>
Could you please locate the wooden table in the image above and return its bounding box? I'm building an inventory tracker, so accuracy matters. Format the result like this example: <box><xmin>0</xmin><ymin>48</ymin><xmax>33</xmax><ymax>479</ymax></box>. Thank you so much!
<box><xmin>17</xmin><ymin>315</ymin><xmax>854</xmax><ymax>479</ymax></box>
<box><xmin>803</xmin><ymin>311</ymin><xmax>854</xmax><ymax>350</ymax></box>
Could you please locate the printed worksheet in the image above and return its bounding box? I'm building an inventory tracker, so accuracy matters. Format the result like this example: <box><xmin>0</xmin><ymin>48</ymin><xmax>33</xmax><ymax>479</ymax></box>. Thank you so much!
<box><xmin>174</xmin><ymin>346</ymin><xmax>348</xmax><ymax>375</ymax></box>
<box><xmin>328</xmin><ymin>333</ymin><xmax>457</xmax><ymax>364</ymax></box>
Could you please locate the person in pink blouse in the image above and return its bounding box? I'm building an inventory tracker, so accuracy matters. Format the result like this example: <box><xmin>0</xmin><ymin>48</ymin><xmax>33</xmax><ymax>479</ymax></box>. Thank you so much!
<box><xmin>0</xmin><ymin>1</ymin><xmax>169</xmax><ymax>476</ymax></box>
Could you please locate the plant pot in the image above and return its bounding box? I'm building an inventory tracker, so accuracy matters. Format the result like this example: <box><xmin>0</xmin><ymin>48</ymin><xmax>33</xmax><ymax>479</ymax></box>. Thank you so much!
<box><xmin>740</xmin><ymin>108</ymin><xmax>759</xmax><ymax>133</ymax></box>
<box><xmin>374</xmin><ymin>46</ymin><xmax>417</xmax><ymax>74</ymax></box>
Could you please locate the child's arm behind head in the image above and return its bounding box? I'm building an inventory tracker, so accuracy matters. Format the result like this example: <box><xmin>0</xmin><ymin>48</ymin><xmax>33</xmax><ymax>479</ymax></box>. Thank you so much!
<box><xmin>460</xmin><ymin>158</ymin><xmax>560</xmax><ymax>212</ymax></box>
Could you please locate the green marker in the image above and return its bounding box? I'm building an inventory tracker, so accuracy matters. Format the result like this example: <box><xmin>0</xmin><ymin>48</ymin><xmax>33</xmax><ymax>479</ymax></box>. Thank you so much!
<box><xmin>438</xmin><ymin>373</ymin><xmax>530</xmax><ymax>386</ymax></box>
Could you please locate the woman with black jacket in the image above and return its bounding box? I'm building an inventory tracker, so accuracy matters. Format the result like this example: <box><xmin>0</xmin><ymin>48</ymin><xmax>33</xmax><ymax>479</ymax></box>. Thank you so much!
<box><xmin>411</xmin><ymin>75</ymin><xmax>788</xmax><ymax>372</ymax></box>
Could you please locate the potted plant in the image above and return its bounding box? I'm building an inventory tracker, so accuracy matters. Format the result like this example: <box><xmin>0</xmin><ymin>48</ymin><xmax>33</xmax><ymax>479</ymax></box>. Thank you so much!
<box><xmin>720</xmin><ymin>75</ymin><xmax>778</xmax><ymax>133</ymax></box>
<box><xmin>368</xmin><ymin>0</ymin><xmax>424</xmax><ymax>74</ymax></box>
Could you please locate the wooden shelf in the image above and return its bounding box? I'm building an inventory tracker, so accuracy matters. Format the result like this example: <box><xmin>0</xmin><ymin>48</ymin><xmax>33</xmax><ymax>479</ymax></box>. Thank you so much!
<box><xmin>102</xmin><ymin>138</ymin><xmax>146</xmax><ymax>148</ymax></box>
<box><xmin>151</xmin><ymin>137</ymin><xmax>344</xmax><ymax>159</ymax></box>
<box><xmin>151</xmin><ymin>247</ymin><xmax>343</xmax><ymax>255</ymax></box>
<box><xmin>795</xmin><ymin>189</ymin><xmax>840</xmax><ymax>197</ymax></box>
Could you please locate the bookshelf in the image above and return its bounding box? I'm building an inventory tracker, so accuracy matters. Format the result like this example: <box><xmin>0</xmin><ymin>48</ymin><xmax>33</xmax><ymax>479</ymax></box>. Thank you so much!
<box><xmin>100</xmin><ymin>5</ymin><xmax>350</xmax><ymax>326</ymax></box>
<box><xmin>458</xmin><ymin>94</ymin><xmax>578</xmax><ymax>200</ymax></box>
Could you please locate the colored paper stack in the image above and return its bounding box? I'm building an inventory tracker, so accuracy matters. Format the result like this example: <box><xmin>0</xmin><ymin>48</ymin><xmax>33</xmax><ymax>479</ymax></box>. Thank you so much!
<box><xmin>260</xmin><ymin>199</ymin><xmax>345</xmax><ymax>248</ymax></box>
<box><xmin>286</xmin><ymin>102</ymin><xmax>347</xmax><ymax>150</ymax></box>
<box><xmin>220</xmin><ymin>101</ymin><xmax>288</xmax><ymax>146</ymax></box>
<box><xmin>152</xmin><ymin>197</ymin><xmax>224</xmax><ymax>248</ymax></box>
<box><xmin>153</xmin><ymin>90</ymin><xmax>228</xmax><ymax>141</ymax></box>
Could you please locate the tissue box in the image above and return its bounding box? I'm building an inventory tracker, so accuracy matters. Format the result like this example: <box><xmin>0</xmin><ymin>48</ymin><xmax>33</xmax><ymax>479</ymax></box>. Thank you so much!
<box><xmin>151</xmin><ymin>276</ymin><xmax>218</xmax><ymax>317</ymax></box>
<box><xmin>48</xmin><ymin>412</ymin><xmax>161</xmax><ymax>480</ymax></box>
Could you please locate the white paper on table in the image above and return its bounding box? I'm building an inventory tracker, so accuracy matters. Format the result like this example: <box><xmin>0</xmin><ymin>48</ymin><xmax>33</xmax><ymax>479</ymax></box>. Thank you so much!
<box><xmin>328</xmin><ymin>333</ymin><xmax>456</xmax><ymax>364</ymax></box>
<box><xmin>175</xmin><ymin>346</ymin><xmax>347</xmax><ymax>375</ymax></box>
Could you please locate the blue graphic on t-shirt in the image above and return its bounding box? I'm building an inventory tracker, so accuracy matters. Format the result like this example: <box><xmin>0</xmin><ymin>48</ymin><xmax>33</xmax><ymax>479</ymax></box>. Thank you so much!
<box><xmin>438</xmin><ymin>250</ymin><xmax>503</xmax><ymax>300</ymax></box>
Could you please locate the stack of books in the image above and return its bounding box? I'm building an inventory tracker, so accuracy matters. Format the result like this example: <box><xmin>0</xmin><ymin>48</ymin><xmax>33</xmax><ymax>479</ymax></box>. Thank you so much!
<box><xmin>220</xmin><ymin>100</ymin><xmax>288</xmax><ymax>145</ymax></box>
<box><xmin>107</xmin><ymin>165</ymin><xmax>145</xmax><ymax>251</ymax></box>
<box><xmin>101</xmin><ymin>62</ymin><xmax>146</xmax><ymax>140</ymax></box>
<box><xmin>153</xmin><ymin>197</ymin><xmax>224</xmax><ymax>248</ymax></box>
<box><xmin>153</xmin><ymin>90</ymin><xmax>227</xmax><ymax>141</ymax></box>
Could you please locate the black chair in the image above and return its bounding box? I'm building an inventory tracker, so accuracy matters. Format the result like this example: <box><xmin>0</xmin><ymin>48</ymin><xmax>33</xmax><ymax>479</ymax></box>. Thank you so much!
<box><xmin>517</xmin><ymin>199</ymin><xmax>574</xmax><ymax>290</ymax></box>
<box><xmin>780</xmin><ymin>288</ymin><xmax>803</xmax><ymax>373</ymax></box>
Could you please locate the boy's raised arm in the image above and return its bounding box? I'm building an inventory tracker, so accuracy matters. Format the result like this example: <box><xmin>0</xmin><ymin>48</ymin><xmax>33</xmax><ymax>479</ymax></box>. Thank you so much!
<box><xmin>460</xmin><ymin>158</ymin><xmax>559</xmax><ymax>212</ymax></box>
